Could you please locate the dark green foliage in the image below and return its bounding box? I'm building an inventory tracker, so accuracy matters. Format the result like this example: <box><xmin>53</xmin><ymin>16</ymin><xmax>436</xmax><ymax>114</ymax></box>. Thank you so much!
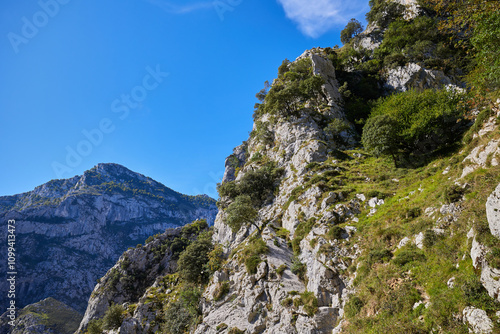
<box><xmin>393</xmin><ymin>247</ymin><xmax>426</xmax><ymax>266</ymax></box>
<box><xmin>485</xmin><ymin>247</ymin><xmax>500</xmax><ymax>270</ymax></box>
<box><xmin>225</xmin><ymin>195</ymin><xmax>259</xmax><ymax>233</ymax></box>
<box><xmin>177</xmin><ymin>231</ymin><xmax>213</xmax><ymax>283</ymax></box>
<box><xmin>401</xmin><ymin>207</ymin><xmax>422</xmax><ymax>220</ymax></box>
<box><xmin>299</xmin><ymin>291</ymin><xmax>319</xmax><ymax>316</ymax></box>
<box><xmin>218</xmin><ymin>162</ymin><xmax>284</xmax><ymax>207</ymax></box>
<box><xmin>368</xmin><ymin>248</ymin><xmax>393</xmax><ymax>265</ymax></box>
<box><xmin>366</xmin><ymin>0</ymin><xmax>405</xmax><ymax>28</ymax></box>
<box><xmin>162</xmin><ymin>285</ymin><xmax>201</xmax><ymax>334</ymax></box>
<box><xmin>362</xmin><ymin>114</ymin><xmax>399</xmax><ymax>161</ymax></box>
<box><xmin>423</xmin><ymin>229</ymin><xmax>438</xmax><ymax>248</ymax></box>
<box><xmin>327</xmin><ymin>225</ymin><xmax>345</xmax><ymax>240</ymax></box>
<box><xmin>250</xmin><ymin>121</ymin><xmax>274</xmax><ymax>145</ymax></box>
<box><xmin>362</xmin><ymin>89</ymin><xmax>467</xmax><ymax>166</ymax></box>
<box><xmin>324</xmin><ymin>118</ymin><xmax>352</xmax><ymax>143</ymax></box>
<box><xmin>213</xmin><ymin>281</ymin><xmax>230</xmax><ymax>301</ymax></box>
<box><xmin>102</xmin><ymin>303</ymin><xmax>124</xmax><ymax>330</ymax></box>
<box><xmin>443</xmin><ymin>184</ymin><xmax>466</xmax><ymax>203</ymax></box>
<box><xmin>469</xmin><ymin>12</ymin><xmax>500</xmax><ymax>90</ymax></box>
<box><xmin>87</xmin><ymin>319</ymin><xmax>103</xmax><ymax>334</ymax></box>
<box><xmin>341</xmin><ymin>18</ymin><xmax>363</xmax><ymax>44</ymax></box>
<box><xmin>345</xmin><ymin>295</ymin><xmax>364</xmax><ymax>317</ymax></box>
<box><xmin>255</xmin><ymin>58</ymin><xmax>327</xmax><ymax>119</ymax></box>
<box><xmin>240</xmin><ymin>237</ymin><xmax>268</xmax><ymax>274</ymax></box>
<box><xmin>276</xmin><ymin>264</ymin><xmax>287</xmax><ymax>276</ymax></box>
<box><xmin>292</xmin><ymin>218</ymin><xmax>316</xmax><ymax>254</ymax></box>
<box><xmin>291</xmin><ymin>256</ymin><xmax>307</xmax><ymax>280</ymax></box>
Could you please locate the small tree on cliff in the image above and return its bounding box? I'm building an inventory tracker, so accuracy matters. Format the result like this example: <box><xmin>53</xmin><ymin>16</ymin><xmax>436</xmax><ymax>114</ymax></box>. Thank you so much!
<box><xmin>340</xmin><ymin>18</ymin><xmax>363</xmax><ymax>44</ymax></box>
<box><xmin>225</xmin><ymin>195</ymin><xmax>260</xmax><ymax>234</ymax></box>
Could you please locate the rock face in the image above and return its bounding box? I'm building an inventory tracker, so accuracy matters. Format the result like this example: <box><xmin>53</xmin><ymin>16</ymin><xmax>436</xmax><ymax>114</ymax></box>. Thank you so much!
<box><xmin>463</xmin><ymin>306</ymin><xmax>494</xmax><ymax>334</ymax></box>
<box><xmin>469</xmin><ymin>183</ymin><xmax>500</xmax><ymax>304</ymax></box>
<box><xmin>76</xmin><ymin>227</ymin><xmax>183</xmax><ymax>333</ymax></box>
<box><xmin>0</xmin><ymin>297</ymin><xmax>82</xmax><ymax>334</ymax></box>
<box><xmin>486</xmin><ymin>183</ymin><xmax>500</xmax><ymax>239</ymax></box>
<box><xmin>384</xmin><ymin>63</ymin><xmax>462</xmax><ymax>93</ymax></box>
<box><xmin>0</xmin><ymin>163</ymin><xmax>217</xmax><ymax>312</ymax></box>
<box><xmin>193</xmin><ymin>49</ymin><xmax>359</xmax><ymax>334</ymax></box>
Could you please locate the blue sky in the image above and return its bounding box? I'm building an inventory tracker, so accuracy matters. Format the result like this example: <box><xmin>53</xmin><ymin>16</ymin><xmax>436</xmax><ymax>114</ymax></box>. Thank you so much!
<box><xmin>0</xmin><ymin>0</ymin><xmax>369</xmax><ymax>199</ymax></box>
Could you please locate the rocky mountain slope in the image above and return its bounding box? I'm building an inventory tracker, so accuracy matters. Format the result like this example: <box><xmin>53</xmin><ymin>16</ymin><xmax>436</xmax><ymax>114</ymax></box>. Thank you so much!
<box><xmin>72</xmin><ymin>0</ymin><xmax>500</xmax><ymax>333</ymax></box>
<box><xmin>0</xmin><ymin>298</ymin><xmax>82</xmax><ymax>334</ymax></box>
<box><xmin>0</xmin><ymin>163</ymin><xmax>217</xmax><ymax>313</ymax></box>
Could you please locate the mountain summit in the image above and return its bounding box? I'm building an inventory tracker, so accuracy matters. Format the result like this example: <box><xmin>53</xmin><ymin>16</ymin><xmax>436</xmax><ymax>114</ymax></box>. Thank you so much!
<box><xmin>0</xmin><ymin>163</ymin><xmax>217</xmax><ymax>312</ymax></box>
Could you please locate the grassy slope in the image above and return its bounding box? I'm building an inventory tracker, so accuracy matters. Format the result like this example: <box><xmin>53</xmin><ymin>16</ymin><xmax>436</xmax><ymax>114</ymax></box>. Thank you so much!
<box><xmin>312</xmin><ymin>117</ymin><xmax>500</xmax><ymax>332</ymax></box>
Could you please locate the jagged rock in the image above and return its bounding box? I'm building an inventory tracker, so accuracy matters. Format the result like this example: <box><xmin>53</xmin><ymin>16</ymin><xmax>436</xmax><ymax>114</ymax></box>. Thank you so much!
<box><xmin>463</xmin><ymin>306</ymin><xmax>493</xmax><ymax>334</ymax></box>
<box><xmin>486</xmin><ymin>183</ymin><xmax>500</xmax><ymax>239</ymax></box>
<box><xmin>368</xmin><ymin>197</ymin><xmax>384</xmax><ymax>208</ymax></box>
<box><xmin>470</xmin><ymin>237</ymin><xmax>500</xmax><ymax>303</ymax></box>
<box><xmin>447</xmin><ymin>277</ymin><xmax>456</xmax><ymax>289</ymax></box>
<box><xmin>0</xmin><ymin>164</ymin><xmax>217</xmax><ymax>312</ymax></box>
<box><xmin>0</xmin><ymin>297</ymin><xmax>81</xmax><ymax>334</ymax></box>
<box><xmin>384</xmin><ymin>63</ymin><xmax>462</xmax><ymax>93</ymax></box>
<box><xmin>415</xmin><ymin>232</ymin><xmax>425</xmax><ymax>250</ymax></box>
<box><xmin>76</xmin><ymin>227</ymin><xmax>182</xmax><ymax>333</ymax></box>
<box><xmin>461</xmin><ymin>139</ymin><xmax>500</xmax><ymax>178</ymax></box>
<box><xmin>398</xmin><ymin>237</ymin><xmax>411</xmax><ymax>249</ymax></box>
<box><xmin>222</xmin><ymin>143</ymin><xmax>248</xmax><ymax>183</ymax></box>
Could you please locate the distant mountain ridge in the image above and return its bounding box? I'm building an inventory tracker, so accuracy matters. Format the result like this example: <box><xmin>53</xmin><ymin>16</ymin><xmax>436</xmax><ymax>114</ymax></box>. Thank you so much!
<box><xmin>0</xmin><ymin>163</ymin><xmax>217</xmax><ymax>313</ymax></box>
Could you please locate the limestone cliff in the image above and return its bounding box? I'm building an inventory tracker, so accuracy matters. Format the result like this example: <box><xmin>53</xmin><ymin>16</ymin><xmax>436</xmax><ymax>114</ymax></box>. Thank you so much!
<box><xmin>0</xmin><ymin>163</ymin><xmax>217</xmax><ymax>313</ymax></box>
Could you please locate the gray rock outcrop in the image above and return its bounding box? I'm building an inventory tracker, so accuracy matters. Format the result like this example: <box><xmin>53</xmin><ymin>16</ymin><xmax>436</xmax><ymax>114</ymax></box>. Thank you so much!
<box><xmin>384</xmin><ymin>63</ymin><xmax>462</xmax><ymax>93</ymax></box>
<box><xmin>463</xmin><ymin>306</ymin><xmax>494</xmax><ymax>334</ymax></box>
<box><xmin>0</xmin><ymin>163</ymin><xmax>217</xmax><ymax>312</ymax></box>
<box><xmin>486</xmin><ymin>183</ymin><xmax>500</xmax><ymax>239</ymax></box>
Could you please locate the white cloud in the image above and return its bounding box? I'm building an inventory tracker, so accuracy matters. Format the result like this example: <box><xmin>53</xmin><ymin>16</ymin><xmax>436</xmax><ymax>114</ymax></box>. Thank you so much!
<box><xmin>276</xmin><ymin>0</ymin><xmax>369</xmax><ymax>38</ymax></box>
<box><xmin>145</xmin><ymin>0</ymin><xmax>213</xmax><ymax>14</ymax></box>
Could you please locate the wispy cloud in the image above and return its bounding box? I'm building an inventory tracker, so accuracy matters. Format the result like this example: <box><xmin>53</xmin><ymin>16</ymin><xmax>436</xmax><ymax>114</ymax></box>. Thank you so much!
<box><xmin>144</xmin><ymin>0</ymin><xmax>213</xmax><ymax>14</ymax></box>
<box><xmin>276</xmin><ymin>0</ymin><xmax>369</xmax><ymax>38</ymax></box>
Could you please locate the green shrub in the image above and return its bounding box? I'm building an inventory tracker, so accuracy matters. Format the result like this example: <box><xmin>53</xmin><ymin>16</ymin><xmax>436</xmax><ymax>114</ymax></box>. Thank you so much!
<box><xmin>102</xmin><ymin>303</ymin><xmax>124</xmax><ymax>330</ymax></box>
<box><xmin>177</xmin><ymin>231</ymin><xmax>213</xmax><ymax>283</ymax></box>
<box><xmin>366</xmin><ymin>0</ymin><xmax>405</xmax><ymax>28</ymax></box>
<box><xmin>423</xmin><ymin>229</ymin><xmax>438</xmax><ymax>249</ymax></box>
<box><xmin>327</xmin><ymin>225</ymin><xmax>345</xmax><ymax>240</ymax></box>
<box><xmin>86</xmin><ymin>319</ymin><xmax>103</xmax><ymax>334</ymax></box>
<box><xmin>443</xmin><ymin>184</ymin><xmax>466</xmax><ymax>203</ymax></box>
<box><xmin>213</xmin><ymin>281</ymin><xmax>230</xmax><ymax>301</ymax></box>
<box><xmin>469</xmin><ymin>11</ymin><xmax>500</xmax><ymax>91</ymax></box>
<box><xmin>393</xmin><ymin>247</ymin><xmax>426</xmax><ymax>266</ymax></box>
<box><xmin>368</xmin><ymin>248</ymin><xmax>393</xmax><ymax>265</ymax></box>
<box><xmin>228</xmin><ymin>328</ymin><xmax>245</xmax><ymax>334</ymax></box>
<box><xmin>281</xmin><ymin>297</ymin><xmax>293</xmax><ymax>307</ymax></box>
<box><xmin>341</xmin><ymin>18</ymin><xmax>363</xmax><ymax>44</ymax></box>
<box><xmin>362</xmin><ymin>89</ymin><xmax>467</xmax><ymax>166</ymax></box>
<box><xmin>162</xmin><ymin>286</ymin><xmax>201</xmax><ymax>334</ymax></box>
<box><xmin>344</xmin><ymin>295</ymin><xmax>364</xmax><ymax>318</ymax></box>
<box><xmin>299</xmin><ymin>291</ymin><xmax>318</xmax><ymax>316</ymax></box>
<box><xmin>225</xmin><ymin>195</ymin><xmax>259</xmax><ymax>233</ymax></box>
<box><xmin>276</xmin><ymin>264</ymin><xmax>287</xmax><ymax>276</ymax></box>
<box><xmin>240</xmin><ymin>237</ymin><xmax>268</xmax><ymax>274</ymax></box>
<box><xmin>291</xmin><ymin>257</ymin><xmax>307</xmax><ymax>281</ymax></box>
<box><xmin>216</xmin><ymin>323</ymin><xmax>228</xmax><ymax>331</ymax></box>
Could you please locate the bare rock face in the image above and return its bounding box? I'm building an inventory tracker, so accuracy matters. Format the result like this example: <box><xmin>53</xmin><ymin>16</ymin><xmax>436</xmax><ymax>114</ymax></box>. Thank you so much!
<box><xmin>384</xmin><ymin>63</ymin><xmax>463</xmax><ymax>93</ymax></box>
<box><xmin>76</xmin><ymin>228</ymin><xmax>181</xmax><ymax>333</ymax></box>
<box><xmin>468</xmin><ymin>184</ymin><xmax>500</xmax><ymax>303</ymax></box>
<box><xmin>486</xmin><ymin>183</ymin><xmax>500</xmax><ymax>239</ymax></box>
<box><xmin>0</xmin><ymin>163</ymin><xmax>217</xmax><ymax>313</ymax></box>
<box><xmin>0</xmin><ymin>297</ymin><xmax>82</xmax><ymax>334</ymax></box>
<box><xmin>198</xmin><ymin>49</ymin><xmax>359</xmax><ymax>333</ymax></box>
<box><xmin>463</xmin><ymin>306</ymin><xmax>494</xmax><ymax>334</ymax></box>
